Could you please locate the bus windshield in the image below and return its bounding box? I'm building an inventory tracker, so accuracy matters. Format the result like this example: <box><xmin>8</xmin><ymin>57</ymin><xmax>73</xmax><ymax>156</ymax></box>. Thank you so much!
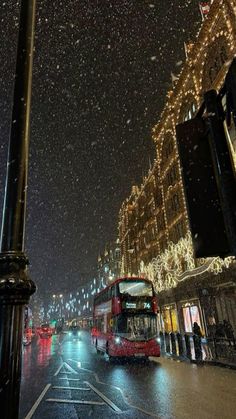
<box><xmin>115</xmin><ymin>314</ymin><xmax>157</xmax><ymax>341</ymax></box>
<box><xmin>119</xmin><ymin>280</ymin><xmax>153</xmax><ymax>297</ymax></box>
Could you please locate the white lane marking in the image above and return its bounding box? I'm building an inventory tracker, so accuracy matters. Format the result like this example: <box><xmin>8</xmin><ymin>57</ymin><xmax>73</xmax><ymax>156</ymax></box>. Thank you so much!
<box><xmin>85</xmin><ymin>381</ymin><xmax>122</xmax><ymax>413</ymax></box>
<box><xmin>46</xmin><ymin>398</ymin><xmax>105</xmax><ymax>406</ymax></box>
<box><xmin>54</xmin><ymin>364</ymin><xmax>64</xmax><ymax>376</ymax></box>
<box><xmin>64</xmin><ymin>362</ymin><xmax>78</xmax><ymax>374</ymax></box>
<box><xmin>68</xmin><ymin>358</ymin><xmax>158</xmax><ymax>417</ymax></box>
<box><xmin>58</xmin><ymin>378</ymin><xmax>80</xmax><ymax>381</ymax></box>
<box><xmin>59</xmin><ymin>371</ymin><xmax>72</xmax><ymax>374</ymax></box>
<box><xmin>25</xmin><ymin>384</ymin><xmax>51</xmax><ymax>419</ymax></box>
<box><xmin>52</xmin><ymin>386</ymin><xmax>91</xmax><ymax>391</ymax></box>
<box><xmin>54</xmin><ymin>362</ymin><xmax>77</xmax><ymax>377</ymax></box>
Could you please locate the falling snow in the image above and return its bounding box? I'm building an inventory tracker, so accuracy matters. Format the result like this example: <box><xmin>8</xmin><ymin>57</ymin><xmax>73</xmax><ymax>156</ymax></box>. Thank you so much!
<box><xmin>0</xmin><ymin>1</ymin><xmax>201</xmax><ymax>294</ymax></box>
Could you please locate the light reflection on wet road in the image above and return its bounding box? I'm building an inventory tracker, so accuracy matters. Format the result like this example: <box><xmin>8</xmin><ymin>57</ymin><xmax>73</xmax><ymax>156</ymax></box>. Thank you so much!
<box><xmin>19</xmin><ymin>331</ymin><xmax>236</xmax><ymax>419</ymax></box>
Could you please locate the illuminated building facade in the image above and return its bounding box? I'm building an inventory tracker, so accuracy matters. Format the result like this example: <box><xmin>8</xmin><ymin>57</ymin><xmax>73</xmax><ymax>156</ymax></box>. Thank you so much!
<box><xmin>46</xmin><ymin>277</ymin><xmax>100</xmax><ymax>327</ymax></box>
<box><xmin>97</xmin><ymin>240</ymin><xmax>121</xmax><ymax>285</ymax></box>
<box><xmin>119</xmin><ymin>0</ymin><xmax>236</xmax><ymax>336</ymax></box>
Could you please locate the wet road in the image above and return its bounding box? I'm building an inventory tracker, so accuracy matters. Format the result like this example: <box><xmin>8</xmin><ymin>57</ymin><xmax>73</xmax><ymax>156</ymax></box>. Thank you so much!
<box><xmin>19</xmin><ymin>331</ymin><xmax>236</xmax><ymax>419</ymax></box>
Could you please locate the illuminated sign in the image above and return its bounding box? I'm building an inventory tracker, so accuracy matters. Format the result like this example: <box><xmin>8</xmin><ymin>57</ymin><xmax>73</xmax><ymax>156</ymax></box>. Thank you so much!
<box><xmin>125</xmin><ymin>302</ymin><xmax>137</xmax><ymax>309</ymax></box>
<box><xmin>123</xmin><ymin>300</ymin><xmax>152</xmax><ymax>311</ymax></box>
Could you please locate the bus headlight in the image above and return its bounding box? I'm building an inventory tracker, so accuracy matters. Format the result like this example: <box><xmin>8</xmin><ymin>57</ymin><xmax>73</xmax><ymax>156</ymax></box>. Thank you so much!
<box><xmin>114</xmin><ymin>336</ymin><xmax>121</xmax><ymax>345</ymax></box>
<box><xmin>156</xmin><ymin>337</ymin><xmax>161</xmax><ymax>344</ymax></box>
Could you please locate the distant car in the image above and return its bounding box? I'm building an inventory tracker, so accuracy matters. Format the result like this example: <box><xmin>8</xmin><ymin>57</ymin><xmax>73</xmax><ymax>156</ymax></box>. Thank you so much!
<box><xmin>39</xmin><ymin>323</ymin><xmax>52</xmax><ymax>339</ymax></box>
<box><xmin>68</xmin><ymin>325</ymin><xmax>81</xmax><ymax>340</ymax></box>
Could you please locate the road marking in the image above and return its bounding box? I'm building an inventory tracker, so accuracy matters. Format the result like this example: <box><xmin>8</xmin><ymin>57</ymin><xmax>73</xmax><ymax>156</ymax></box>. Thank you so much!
<box><xmin>54</xmin><ymin>362</ymin><xmax>78</xmax><ymax>377</ymax></box>
<box><xmin>68</xmin><ymin>359</ymin><xmax>158</xmax><ymax>417</ymax></box>
<box><xmin>46</xmin><ymin>398</ymin><xmax>105</xmax><ymax>406</ymax></box>
<box><xmin>59</xmin><ymin>378</ymin><xmax>80</xmax><ymax>381</ymax></box>
<box><xmin>25</xmin><ymin>384</ymin><xmax>51</xmax><ymax>419</ymax></box>
<box><xmin>64</xmin><ymin>362</ymin><xmax>78</xmax><ymax>374</ymax></box>
<box><xmin>85</xmin><ymin>381</ymin><xmax>122</xmax><ymax>413</ymax></box>
<box><xmin>59</xmin><ymin>371</ymin><xmax>73</xmax><ymax>374</ymax></box>
<box><xmin>52</xmin><ymin>386</ymin><xmax>91</xmax><ymax>391</ymax></box>
<box><xmin>54</xmin><ymin>364</ymin><xmax>64</xmax><ymax>376</ymax></box>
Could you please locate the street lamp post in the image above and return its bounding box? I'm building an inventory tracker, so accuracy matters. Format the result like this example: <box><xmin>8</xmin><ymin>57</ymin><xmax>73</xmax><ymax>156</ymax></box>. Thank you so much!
<box><xmin>0</xmin><ymin>1</ymin><xmax>37</xmax><ymax>418</ymax></box>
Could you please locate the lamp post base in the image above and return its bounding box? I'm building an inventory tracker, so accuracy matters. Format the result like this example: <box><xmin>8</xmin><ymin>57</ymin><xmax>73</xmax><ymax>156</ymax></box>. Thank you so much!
<box><xmin>0</xmin><ymin>252</ymin><xmax>36</xmax><ymax>419</ymax></box>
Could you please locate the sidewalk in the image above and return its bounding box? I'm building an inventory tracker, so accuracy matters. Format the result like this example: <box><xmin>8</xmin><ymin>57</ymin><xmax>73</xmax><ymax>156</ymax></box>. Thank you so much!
<box><xmin>161</xmin><ymin>350</ymin><xmax>236</xmax><ymax>370</ymax></box>
<box><xmin>195</xmin><ymin>357</ymin><xmax>236</xmax><ymax>370</ymax></box>
<box><xmin>159</xmin><ymin>333</ymin><xmax>236</xmax><ymax>370</ymax></box>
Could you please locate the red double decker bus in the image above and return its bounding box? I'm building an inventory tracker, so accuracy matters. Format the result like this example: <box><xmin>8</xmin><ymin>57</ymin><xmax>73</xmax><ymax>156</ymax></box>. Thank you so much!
<box><xmin>91</xmin><ymin>277</ymin><xmax>160</xmax><ymax>359</ymax></box>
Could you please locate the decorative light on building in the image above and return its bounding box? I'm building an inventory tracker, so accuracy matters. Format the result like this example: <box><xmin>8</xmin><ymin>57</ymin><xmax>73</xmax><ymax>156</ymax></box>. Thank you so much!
<box><xmin>139</xmin><ymin>232</ymin><xmax>235</xmax><ymax>292</ymax></box>
<box><xmin>119</xmin><ymin>0</ymin><xmax>236</xmax><ymax>294</ymax></box>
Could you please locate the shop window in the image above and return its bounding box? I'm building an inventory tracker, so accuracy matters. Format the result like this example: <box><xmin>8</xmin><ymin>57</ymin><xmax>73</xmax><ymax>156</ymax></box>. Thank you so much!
<box><xmin>162</xmin><ymin>307</ymin><xmax>178</xmax><ymax>332</ymax></box>
<box><xmin>170</xmin><ymin>309</ymin><xmax>178</xmax><ymax>332</ymax></box>
<box><xmin>183</xmin><ymin>305</ymin><xmax>201</xmax><ymax>333</ymax></box>
<box><xmin>163</xmin><ymin>309</ymin><xmax>172</xmax><ymax>333</ymax></box>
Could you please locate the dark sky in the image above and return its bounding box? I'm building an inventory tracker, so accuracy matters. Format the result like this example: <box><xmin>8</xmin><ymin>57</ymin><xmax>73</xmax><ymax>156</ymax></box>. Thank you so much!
<box><xmin>0</xmin><ymin>1</ymin><xmax>201</xmax><ymax>293</ymax></box>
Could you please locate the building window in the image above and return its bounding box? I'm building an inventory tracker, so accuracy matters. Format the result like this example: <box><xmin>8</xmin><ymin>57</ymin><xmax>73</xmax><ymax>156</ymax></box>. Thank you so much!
<box><xmin>157</xmin><ymin>214</ymin><xmax>165</xmax><ymax>233</ymax></box>
<box><xmin>182</xmin><ymin>305</ymin><xmax>202</xmax><ymax>333</ymax></box>
<box><xmin>167</xmin><ymin>193</ymin><xmax>181</xmax><ymax>222</ymax></box>
<box><xmin>170</xmin><ymin>220</ymin><xmax>185</xmax><ymax>243</ymax></box>
<box><xmin>164</xmin><ymin>138</ymin><xmax>174</xmax><ymax>160</ymax></box>
<box><xmin>202</xmin><ymin>36</ymin><xmax>229</xmax><ymax>91</ymax></box>
<box><xmin>172</xmin><ymin>193</ymin><xmax>180</xmax><ymax>211</ymax></box>
<box><xmin>183</xmin><ymin>102</ymin><xmax>197</xmax><ymax>122</ymax></box>
<box><xmin>166</xmin><ymin>164</ymin><xmax>178</xmax><ymax>187</ymax></box>
<box><xmin>162</xmin><ymin>306</ymin><xmax>179</xmax><ymax>332</ymax></box>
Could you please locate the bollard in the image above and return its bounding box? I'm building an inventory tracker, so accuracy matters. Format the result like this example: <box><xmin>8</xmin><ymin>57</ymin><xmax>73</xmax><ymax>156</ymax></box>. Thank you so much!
<box><xmin>213</xmin><ymin>338</ymin><xmax>218</xmax><ymax>359</ymax></box>
<box><xmin>159</xmin><ymin>331</ymin><xmax>165</xmax><ymax>353</ymax></box>
<box><xmin>165</xmin><ymin>332</ymin><xmax>171</xmax><ymax>353</ymax></box>
<box><xmin>184</xmin><ymin>334</ymin><xmax>192</xmax><ymax>359</ymax></box>
<box><xmin>170</xmin><ymin>332</ymin><xmax>177</xmax><ymax>355</ymax></box>
<box><xmin>176</xmin><ymin>332</ymin><xmax>184</xmax><ymax>356</ymax></box>
<box><xmin>193</xmin><ymin>334</ymin><xmax>203</xmax><ymax>361</ymax></box>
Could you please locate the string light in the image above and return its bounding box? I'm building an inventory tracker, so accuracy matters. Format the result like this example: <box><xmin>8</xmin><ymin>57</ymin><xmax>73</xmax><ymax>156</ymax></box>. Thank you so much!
<box><xmin>118</xmin><ymin>0</ymin><xmax>236</xmax><ymax>289</ymax></box>
<box><xmin>138</xmin><ymin>232</ymin><xmax>235</xmax><ymax>292</ymax></box>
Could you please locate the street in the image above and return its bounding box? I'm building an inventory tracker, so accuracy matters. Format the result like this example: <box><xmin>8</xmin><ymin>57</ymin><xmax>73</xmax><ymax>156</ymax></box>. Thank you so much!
<box><xmin>19</xmin><ymin>331</ymin><xmax>236</xmax><ymax>419</ymax></box>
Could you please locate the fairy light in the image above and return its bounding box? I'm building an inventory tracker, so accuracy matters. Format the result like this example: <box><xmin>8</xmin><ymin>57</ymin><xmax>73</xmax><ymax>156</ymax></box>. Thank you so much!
<box><xmin>139</xmin><ymin>233</ymin><xmax>235</xmax><ymax>293</ymax></box>
<box><xmin>119</xmin><ymin>0</ymin><xmax>236</xmax><ymax>282</ymax></box>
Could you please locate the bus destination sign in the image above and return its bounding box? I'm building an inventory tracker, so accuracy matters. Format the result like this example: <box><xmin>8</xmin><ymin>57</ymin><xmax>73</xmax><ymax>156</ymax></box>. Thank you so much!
<box><xmin>123</xmin><ymin>300</ymin><xmax>152</xmax><ymax>311</ymax></box>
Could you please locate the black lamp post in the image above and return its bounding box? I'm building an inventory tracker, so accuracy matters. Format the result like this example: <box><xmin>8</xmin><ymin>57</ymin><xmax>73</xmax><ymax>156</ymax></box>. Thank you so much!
<box><xmin>0</xmin><ymin>1</ymin><xmax>36</xmax><ymax>418</ymax></box>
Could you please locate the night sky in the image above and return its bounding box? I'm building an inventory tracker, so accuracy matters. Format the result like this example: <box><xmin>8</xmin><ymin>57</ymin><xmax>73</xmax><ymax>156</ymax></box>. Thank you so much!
<box><xmin>0</xmin><ymin>1</ymin><xmax>201</xmax><ymax>294</ymax></box>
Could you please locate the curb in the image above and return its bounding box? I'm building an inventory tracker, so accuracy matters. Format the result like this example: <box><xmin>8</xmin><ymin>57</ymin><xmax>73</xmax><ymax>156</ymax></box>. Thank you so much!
<box><xmin>160</xmin><ymin>353</ymin><xmax>236</xmax><ymax>370</ymax></box>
